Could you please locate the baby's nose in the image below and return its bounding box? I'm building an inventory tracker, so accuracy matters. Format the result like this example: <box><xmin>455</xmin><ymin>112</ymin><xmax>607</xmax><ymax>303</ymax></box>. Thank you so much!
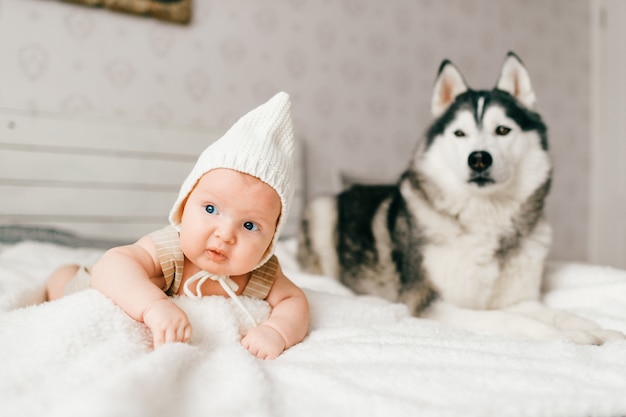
<box><xmin>215</xmin><ymin>223</ymin><xmax>236</xmax><ymax>244</ymax></box>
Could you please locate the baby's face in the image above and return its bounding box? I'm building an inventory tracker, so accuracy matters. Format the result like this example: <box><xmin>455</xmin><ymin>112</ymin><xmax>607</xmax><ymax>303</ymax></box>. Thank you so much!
<box><xmin>179</xmin><ymin>168</ymin><xmax>281</xmax><ymax>276</ymax></box>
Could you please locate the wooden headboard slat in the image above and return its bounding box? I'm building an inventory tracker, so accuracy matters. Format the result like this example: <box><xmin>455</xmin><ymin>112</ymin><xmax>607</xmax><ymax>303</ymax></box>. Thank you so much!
<box><xmin>0</xmin><ymin>111</ymin><xmax>209</xmax><ymax>241</ymax></box>
<box><xmin>0</xmin><ymin>149</ymin><xmax>191</xmax><ymax>186</ymax></box>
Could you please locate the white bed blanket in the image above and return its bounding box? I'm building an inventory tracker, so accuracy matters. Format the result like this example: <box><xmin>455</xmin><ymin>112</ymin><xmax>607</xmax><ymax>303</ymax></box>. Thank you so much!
<box><xmin>1</xmin><ymin>240</ymin><xmax>626</xmax><ymax>417</ymax></box>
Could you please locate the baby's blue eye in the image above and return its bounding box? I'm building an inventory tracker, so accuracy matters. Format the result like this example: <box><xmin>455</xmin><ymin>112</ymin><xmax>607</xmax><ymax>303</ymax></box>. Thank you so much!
<box><xmin>205</xmin><ymin>205</ymin><xmax>219</xmax><ymax>215</ymax></box>
<box><xmin>244</xmin><ymin>221</ymin><xmax>259</xmax><ymax>231</ymax></box>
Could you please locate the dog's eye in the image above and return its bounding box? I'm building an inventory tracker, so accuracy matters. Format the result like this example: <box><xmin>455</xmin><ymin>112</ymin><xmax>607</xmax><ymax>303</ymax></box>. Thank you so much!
<box><xmin>495</xmin><ymin>126</ymin><xmax>511</xmax><ymax>136</ymax></box>
<box><xmin>453</xmin><ymin>130</ymin><xmax>466</xmax><ymax>138</ymax></box>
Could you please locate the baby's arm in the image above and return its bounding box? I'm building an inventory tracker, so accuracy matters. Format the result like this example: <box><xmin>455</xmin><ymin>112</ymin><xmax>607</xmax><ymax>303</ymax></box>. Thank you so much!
<box><xmin>90</xmin><ymin>235</ymin><xmax>191</xmax><ymax>347</ymax></box>
<box><xmin>241</xmin><ymin>262</ymin><xmax>310</xmax><ymax>359</ymax></box>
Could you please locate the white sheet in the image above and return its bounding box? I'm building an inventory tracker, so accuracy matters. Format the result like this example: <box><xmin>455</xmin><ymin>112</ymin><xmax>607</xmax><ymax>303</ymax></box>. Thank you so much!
<box><xmin>1</xmin><ymin>240</ymin><xmax>626</xmax><ymax>417</ymax></box>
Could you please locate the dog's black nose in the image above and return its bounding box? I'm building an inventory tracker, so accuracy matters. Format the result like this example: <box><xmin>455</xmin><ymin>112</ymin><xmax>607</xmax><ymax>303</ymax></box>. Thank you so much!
<box><xmin>468</xmin><ymin>151</ymin><xmax>492</xmax><ymax>172</ymax></box>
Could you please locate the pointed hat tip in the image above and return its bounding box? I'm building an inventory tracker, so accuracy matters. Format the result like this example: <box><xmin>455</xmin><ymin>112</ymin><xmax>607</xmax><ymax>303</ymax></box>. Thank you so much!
<box><xmin>270</xmin><ymin>91</ymin><xmax>290</xmax><ymax>107</ymax></box>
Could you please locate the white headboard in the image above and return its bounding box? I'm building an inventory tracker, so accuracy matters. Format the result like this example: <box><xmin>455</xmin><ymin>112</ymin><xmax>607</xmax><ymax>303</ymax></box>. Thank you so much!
<box><xmin>0</xmin><ymin>110</ymin><xmax>304</xmax><ymax>245</ymax></box>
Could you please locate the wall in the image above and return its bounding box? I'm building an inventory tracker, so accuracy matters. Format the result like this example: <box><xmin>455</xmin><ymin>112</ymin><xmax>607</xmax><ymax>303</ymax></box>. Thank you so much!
<box><xmin>590</xmin><ymin>0</ymin><xmax>626</xmax><ymax>269</ymax></box>
<box><xmin>0</xmin><ymin>0</ymin><xmax>592</xmax><ymax>262</ymax></box>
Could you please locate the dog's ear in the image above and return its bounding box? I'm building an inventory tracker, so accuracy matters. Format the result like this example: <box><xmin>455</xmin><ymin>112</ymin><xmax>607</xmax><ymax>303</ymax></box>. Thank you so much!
<box><xmin>431</xmin><ymin>60</ymin><xmax>468</xmax><ymax>117</ymax></box>
<box><xmin>496</xmin><ymin>52</ymin><xmax>536</xmax><ymax>109</ymax></box>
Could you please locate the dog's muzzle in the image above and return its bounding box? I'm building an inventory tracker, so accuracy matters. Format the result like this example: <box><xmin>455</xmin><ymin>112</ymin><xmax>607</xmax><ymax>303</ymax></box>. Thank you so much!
<box><xmin>468</xmin><ymin>151</ymin><xmax>495</xmax><ymax>186</ymax></box>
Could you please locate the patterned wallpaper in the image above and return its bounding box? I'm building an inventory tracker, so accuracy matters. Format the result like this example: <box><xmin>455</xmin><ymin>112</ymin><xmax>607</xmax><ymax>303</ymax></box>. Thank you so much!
<box><xmin>0</xmin><ymin>0</ymin><xmax>591</xmax><ymax>262</ymax></box>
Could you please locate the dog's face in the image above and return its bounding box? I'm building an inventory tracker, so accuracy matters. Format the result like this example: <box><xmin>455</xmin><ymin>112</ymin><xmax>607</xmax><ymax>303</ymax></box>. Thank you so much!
<box><xmin>417</xmin><ymin>53</ymin><xmax>551</xmax><ymax>200</ymax></box>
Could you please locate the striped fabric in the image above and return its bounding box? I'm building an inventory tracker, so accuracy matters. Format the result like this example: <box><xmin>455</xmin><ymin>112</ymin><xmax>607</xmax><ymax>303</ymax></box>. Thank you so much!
<box><xmin>243</xmin><ymin>255</ymin><xmax>278</xmax><ymax>299</ymax></box>
<box><xmin>149</xmin><ymin>225</ymin><xmax>276</xmax><ymax>299</ymax></box>
<box><xmin>149</xmin><ymin>225</ymin><xmax>184</xmax><ymax>295</ymax></box>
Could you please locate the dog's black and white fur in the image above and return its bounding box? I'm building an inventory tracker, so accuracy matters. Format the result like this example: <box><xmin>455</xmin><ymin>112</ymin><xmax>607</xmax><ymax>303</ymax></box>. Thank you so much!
<box><xmin>298</xmin><ymin>52</ymin><xmax>623</xmax><ymax>344</ymax></box>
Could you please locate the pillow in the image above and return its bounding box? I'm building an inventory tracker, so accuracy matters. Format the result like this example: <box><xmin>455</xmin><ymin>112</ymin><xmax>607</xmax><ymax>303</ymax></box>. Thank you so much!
<box><xmin>339</xmin><ymin>171</ymin><xmax>396</xmax><ymax>190</ymax></box>
<box><xmin>0</xmin><ymin>224</ymin><xmax>128</xmax><ymax>249</ymax></box>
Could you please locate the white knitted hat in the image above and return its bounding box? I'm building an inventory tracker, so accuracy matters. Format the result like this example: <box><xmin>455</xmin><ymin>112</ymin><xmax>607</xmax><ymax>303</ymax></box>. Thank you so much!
<box><xmin>169</xmin><ymin>91</ymin><xmax>295</xmax><ymax>268</ymax></box>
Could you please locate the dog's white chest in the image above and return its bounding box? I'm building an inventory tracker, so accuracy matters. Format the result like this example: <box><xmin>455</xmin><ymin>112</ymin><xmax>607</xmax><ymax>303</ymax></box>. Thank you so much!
<box><xmin>423</xmin><ymin>232</ymin><xmax>501</xmax><ymax>308</ymax></box>
<box><xmin>413</xmin><ymin>194</ymin><xmax>547</xmax><ymax>309</ymax></box>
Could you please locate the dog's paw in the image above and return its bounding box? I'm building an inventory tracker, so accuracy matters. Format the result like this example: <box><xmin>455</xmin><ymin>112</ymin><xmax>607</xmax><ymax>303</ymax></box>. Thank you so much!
<box><xmin>591</xmin><ymin>328</ymin><xmax>626</xmax><ymax>344</ymax></box>
<box><xmin>561</xmin><ymin>330</ymin><xmax>603</xmax><ymax>345</ymax></box>
<box><xmin>562</xmin><ymin>328</ymin><xmax>625</xmax><ymax>345</ymax></box>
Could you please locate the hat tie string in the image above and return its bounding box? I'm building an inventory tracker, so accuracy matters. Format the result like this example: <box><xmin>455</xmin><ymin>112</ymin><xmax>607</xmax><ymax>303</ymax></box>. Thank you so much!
<box><xmin>183</xmin><ymin>270</ymin><xmax>257</xmax><ymax>326</ymax></box>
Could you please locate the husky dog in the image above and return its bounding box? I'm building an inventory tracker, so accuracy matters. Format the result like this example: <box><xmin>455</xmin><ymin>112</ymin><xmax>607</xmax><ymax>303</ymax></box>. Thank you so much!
<box><xmin>298</xmin><ymin>52</ymin><xmax>623</xmax><ymax>344</ymax></box>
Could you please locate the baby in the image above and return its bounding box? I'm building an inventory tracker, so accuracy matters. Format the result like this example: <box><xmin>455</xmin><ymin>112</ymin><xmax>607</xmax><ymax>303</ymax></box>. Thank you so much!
<box><xmin>46</xmin><ymin>92</ymin><xmax>310</xmax><ymax>360</ymax></box>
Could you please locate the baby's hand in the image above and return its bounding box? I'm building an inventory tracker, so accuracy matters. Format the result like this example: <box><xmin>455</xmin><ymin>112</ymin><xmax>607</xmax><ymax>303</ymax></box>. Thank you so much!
<box><xmin>142</xmin><ymin>299</ymin><xmax>192</xmax><ymax>348</ymax></box>
<box><xmin>241</xmin><ymin>324</ymin><xmax>286</xmax><ymax>360</ymax></box>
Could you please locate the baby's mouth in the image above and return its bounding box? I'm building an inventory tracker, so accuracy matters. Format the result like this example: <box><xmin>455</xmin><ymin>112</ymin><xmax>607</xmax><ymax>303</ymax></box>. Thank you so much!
<box><xmin>207</xmin><ymin>248</ymin><xmax>227</xmax><ymax>262</ymax></box>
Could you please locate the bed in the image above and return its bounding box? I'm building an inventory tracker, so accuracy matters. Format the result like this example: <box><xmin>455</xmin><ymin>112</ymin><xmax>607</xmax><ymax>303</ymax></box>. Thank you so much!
<box><xmin>1</xmin><ymin>110</ymin><xmax>626</xmax><ymax>417</ymax></box>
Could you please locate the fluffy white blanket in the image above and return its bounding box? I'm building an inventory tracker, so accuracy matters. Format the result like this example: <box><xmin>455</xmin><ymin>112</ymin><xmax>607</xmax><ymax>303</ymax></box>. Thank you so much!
<box><xmin>1</xmin><ymin>240</ymin><xmax>626</xmax><ymax>417</ymax></box>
